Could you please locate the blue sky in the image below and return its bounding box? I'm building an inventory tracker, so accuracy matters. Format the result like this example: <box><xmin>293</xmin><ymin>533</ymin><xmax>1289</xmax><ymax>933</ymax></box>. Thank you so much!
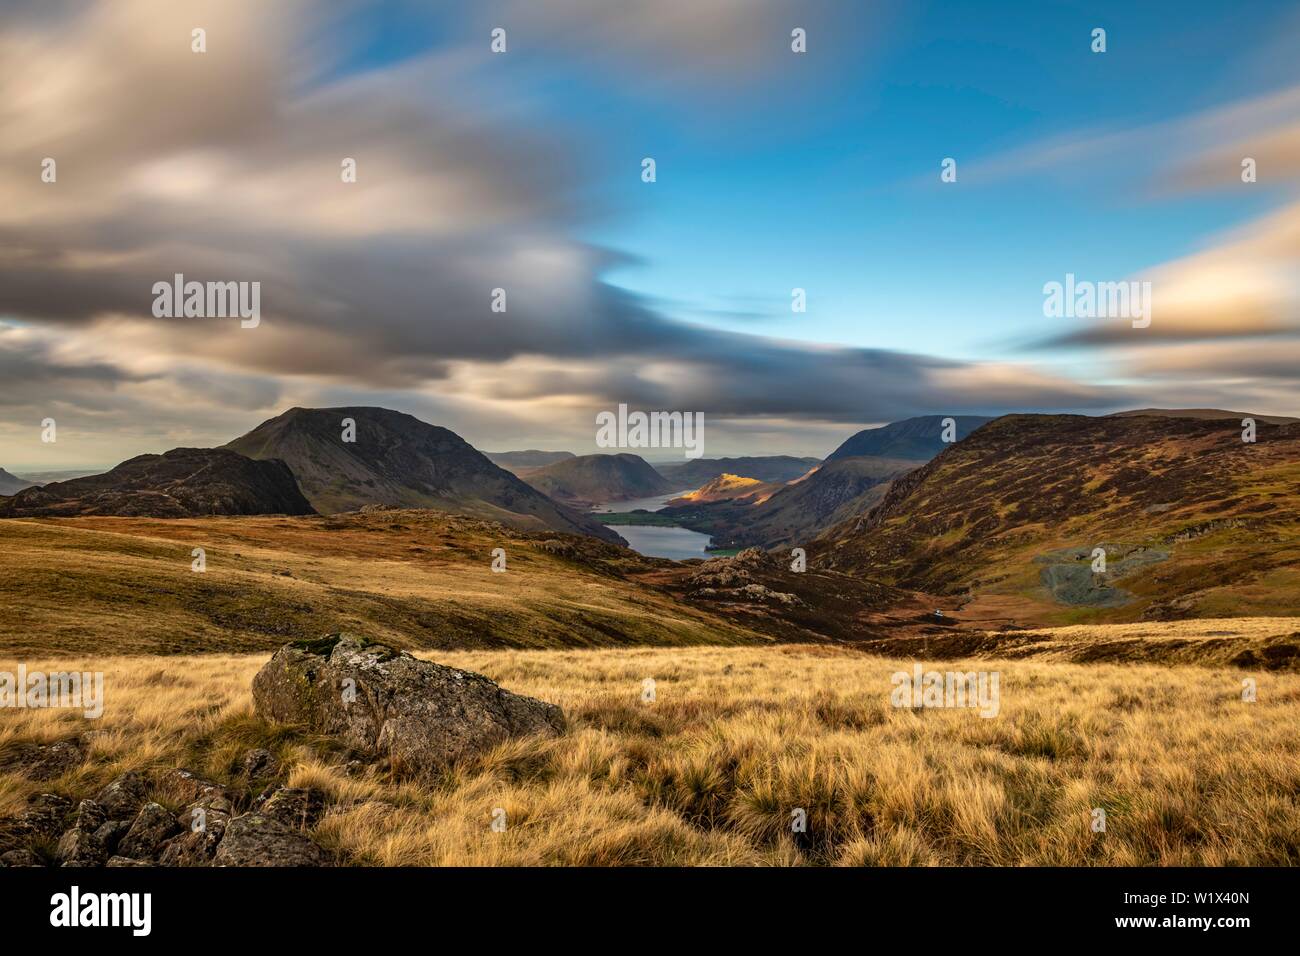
<box><xmin>323</xmin><ymin>0</ymin><xmax>1300</xmax><ymax>359</ymax></box>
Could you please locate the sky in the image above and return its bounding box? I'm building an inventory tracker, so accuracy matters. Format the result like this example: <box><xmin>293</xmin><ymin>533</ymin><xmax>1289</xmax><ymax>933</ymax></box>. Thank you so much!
<box><xmin>1</xmin><ymin>0</ymin><xmax>1299</xmax><ymax>470</ymax></box>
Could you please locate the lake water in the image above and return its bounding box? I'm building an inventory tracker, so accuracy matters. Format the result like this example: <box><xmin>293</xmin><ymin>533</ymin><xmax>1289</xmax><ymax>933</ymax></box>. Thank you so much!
<box><xmin>591</xmin><ymin>491</ymin><xmax>715</xmax><ymax>560</ymax></box>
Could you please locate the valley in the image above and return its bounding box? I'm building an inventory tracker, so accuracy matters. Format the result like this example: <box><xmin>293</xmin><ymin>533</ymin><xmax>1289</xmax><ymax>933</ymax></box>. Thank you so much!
<box><xmin>3</xmin><ymin>406</ymin><xmax>1298</xmax><ymax>872</ymax></box>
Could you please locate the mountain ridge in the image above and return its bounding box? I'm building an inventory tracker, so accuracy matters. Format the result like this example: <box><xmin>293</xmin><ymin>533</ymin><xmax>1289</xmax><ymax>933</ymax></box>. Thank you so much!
<box><xmin>826</xmin><ymin>414</ymin><xmax>993</xmax><ymax>462</ymax></box>
<box><xmin>815</xmin><ymin>413</ymin><xmax>1300</xmax><ymax>622</ymax></box>
<box><xmin>224</xmin><ymin>407</ymin><xmax>623</xmax><ymax>543</ymax></box>
<box><xmin>0</xmin><ymin>468</ymin><xmax>34</xmax><ymax>496</ymax></box>
<box><xmin>0</xmin><ymin>448</ymin><xmax>314</xmax><ymax>518</ymax></box>
<box><xmin>521</xmin><ymin>453</ymin><xmax>675</xmax><ymax>508</ymax></box>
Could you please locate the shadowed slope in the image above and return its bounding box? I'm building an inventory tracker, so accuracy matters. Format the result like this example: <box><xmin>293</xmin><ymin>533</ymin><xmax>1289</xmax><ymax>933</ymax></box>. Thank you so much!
<box><xmin>226</xmin><ymin>407</ymin><xmax>621</xmax><ymax>543</ymax></box>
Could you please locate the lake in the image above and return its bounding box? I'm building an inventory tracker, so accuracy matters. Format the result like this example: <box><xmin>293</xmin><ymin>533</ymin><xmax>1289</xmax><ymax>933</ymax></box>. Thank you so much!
<box><xmin>591</xmin><ymin>491</ymin><xmax>715</xmax><ymax>560</ymax></box>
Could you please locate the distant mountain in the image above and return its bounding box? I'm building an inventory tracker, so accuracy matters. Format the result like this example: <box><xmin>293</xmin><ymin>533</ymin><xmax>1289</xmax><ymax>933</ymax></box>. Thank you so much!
<box><xmin>816</xmin><ymin>413</ymin><xmax>1300</xmax><ymax>621</ymax></box>
<box><xmin>484</xmin><ymin>450</ymin><xmax>577</xmax><ymax>473</ymax></box>
<box><xmin>0</xmin><ymin>469</ymin><xmax>34</xmax><ymax>496</ymax></box>
<box><xmin>4</xmin><ymin>469</ymin><xmax>102</xmax><ymax>486</ymax></box>
<box><xmin>656</xmin><ymin>456</ymin><xmax>820</xmax><ymax>486</ymax></box>
<box><xmin>0</xmin><ymin>448</ymin><xmax>314</xmax><ymax>518</ymax></box>
<box><xmin>522</xmin><ymin>453</ymin><xmax>675</xmax><ymax>508</ymax></box>
<box><xmin>1109</xmin><ymin>408</ymin><xmax>1299</xmax><ymax>425</ymax></box>
<box><xmin>225</xmin><ymin>407</ymin><xmax>622</xmax><ymax>543</ymax></box>
<box><xmin>663</xmin><ymin>456</ymin><xmax>919</xmax><ymax>549</ymax></box>
<box><xmin>826</xmin><ymin>415</ymin><xmax>993</xmax><ymax>462</ymax></box>
<box><xmin>667</xmin><ymin>473</ymin><xmax>782</xmax><ymax>506</ymax></box>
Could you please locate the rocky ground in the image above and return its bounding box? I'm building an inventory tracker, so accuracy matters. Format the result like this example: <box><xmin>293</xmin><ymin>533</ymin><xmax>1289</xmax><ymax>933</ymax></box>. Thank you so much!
<box><xmin>0</xmin><ymin>634</ymin><xmax>564</xmax><ymax>867</ymax></box>
<box><xmin>0</xmin><ymin>750</ymin><xmax>329</xmax><ymax>867</ymax></box>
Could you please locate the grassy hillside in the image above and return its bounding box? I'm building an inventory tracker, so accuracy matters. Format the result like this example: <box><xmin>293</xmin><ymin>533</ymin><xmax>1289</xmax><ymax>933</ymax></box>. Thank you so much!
<box><xmin>826</xmin><ymin>415</ymin><xmax>992</xmax><ymax>461</ymax></box>
<box><xmin>521</xmin><ymin>453</ymin><xmax>674</xmax><ymax>507</ymax></box>
<box><xmin>817</xmin><ymin>414</ymin><xmax>1300</xmax><ymax>625</ymax></box>
<box><xmin>3</xmin><ymin>640</ymin><xmax>1297</xmax><ymax>865</ymax></box>
<box><xmin>655</xmin><ymin>456</ymin><xmax>820</xmax><ymax>486</ymax></box>
<box><xmin>225</xmin><ymin>407</ymin><xmax>620</xmax><ymax>543</ymax></box>
<box><xmin>0</xmin><ymin>512</ymin><xmax>766</xmax><ymax>656</ymax></box>
<box><xmin>665</xmin><ymin>456</ymin><xmax>917</xmax><ymax>550</ymax></box>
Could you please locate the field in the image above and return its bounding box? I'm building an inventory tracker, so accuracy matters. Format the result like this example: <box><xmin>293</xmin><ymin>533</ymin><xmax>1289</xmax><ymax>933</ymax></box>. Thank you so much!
<box><xmin>3</xmin><ymin>641</ymin><xmax>1298</xmax><ymax>866</ymax></box>
<box><xmin>0</xmin><ymin>514</ymin><xmax>764</xmax><ymax>656</ymax></box>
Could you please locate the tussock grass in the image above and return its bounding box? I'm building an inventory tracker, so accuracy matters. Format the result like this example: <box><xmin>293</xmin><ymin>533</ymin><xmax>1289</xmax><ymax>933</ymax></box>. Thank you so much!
<box><xmin>2</xmin><ymin>641</ymin><xmax>1298</xmax><ymax>865</ymax></box>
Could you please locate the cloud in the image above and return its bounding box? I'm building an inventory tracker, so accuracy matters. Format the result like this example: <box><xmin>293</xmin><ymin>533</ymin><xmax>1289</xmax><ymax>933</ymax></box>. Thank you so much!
<box><xmin>0</xmin><ymin>0</ymin><xmax>1280</xmax><ymax>467</ymax></box>
<box><xmin>993</xmin><ymin>83</ymin><xmax>1300</xmax><ymax>352</ymax></box>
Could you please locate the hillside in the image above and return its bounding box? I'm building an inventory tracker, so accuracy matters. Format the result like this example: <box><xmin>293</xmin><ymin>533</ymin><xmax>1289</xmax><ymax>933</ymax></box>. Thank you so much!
<box><xmin>484</xmin><ymin>450</ymin><xmax>576</xmax><ymax>472</ymax></box>
<box><xmin>1109</xmin><ymin>407</ymin><xmax>1299</xmax><ymax>425</ymax></box>
<box><xmin>816</xmin><ymin>413</ymin><xmax>1300</xmax><ymax>623</ymax></box>
<box><xmin>0</xmin><ymin>510</ymin><xmax>764</xmax><ymax>656</ymax></box>
<box><xmin>0</xmin><ymin>448</ymin><xmax>314</xmax><ymax>518</ymax></box>
<box><xmin>225</xmin><ymin>407</ymin><xmax>620</xmax><ymax>543</ymax></box>
<box><xmin>666</xmin><ymin>473</ymin><xmax>781</xmax><ymax>506</ymax></box>
<box><xmin>0</xmin><ymin>468</ymin><xmax>34</xmax><ymax>496</ymax></box>
<box><xmin>663</xmin><ymin>456</ymin><xmax>919</xmax><ymax>550</ymax></box>
<box><xmin>826</xmin><ymin>415</ymin><xmax>993</xmax><ymax>462</ymax></box>
<box><xmin>522</xmin><ymin>453</ymin><xmax>675</xmax><ymax>507</ymax></box>
<box><xmin>655</xmin><ymin>456</ymin><xmax>820</xmax><ymax>486</ymax></box>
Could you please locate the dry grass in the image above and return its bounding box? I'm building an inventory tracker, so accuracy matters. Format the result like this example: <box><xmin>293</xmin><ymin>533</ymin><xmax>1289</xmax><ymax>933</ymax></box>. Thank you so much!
<box><xmin>4</xmin><ymin>637</ymin><xmax>1298</xmax><ymax>865</ymax></box>
<box><xmin>0</xmin><ymin>514</ymin><xmax>765</xmax><ymax>655</ymax></box>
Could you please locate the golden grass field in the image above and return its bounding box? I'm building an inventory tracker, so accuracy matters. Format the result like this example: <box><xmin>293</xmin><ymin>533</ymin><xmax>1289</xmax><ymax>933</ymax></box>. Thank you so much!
<box><xmin>4</xmin><ymin>638</ymin><xmax>1298</xmax><ymax>866</ymax></box>
<box><xmin>0</xmin><ymin>514</ymin><xmax>764</xmax><ymax>656</ymax></box>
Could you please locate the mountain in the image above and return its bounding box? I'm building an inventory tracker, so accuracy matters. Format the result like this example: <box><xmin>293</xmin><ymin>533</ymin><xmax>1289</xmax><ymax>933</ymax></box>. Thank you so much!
<box><xmin>816</xmin><ymin>413</ymin><xmax>1300</xmax><ymax>622</ymax></box>
<box><xmin>2</xmin><ymin>469</ymin><xmax>102</xmax><ymax>486</ymax></box>
<box><xmin>225</xmin><ymin>407</ymin><xmax>623</xmax><ymax>543</ymax></box>
<box><xmin>655</xmin><ymin>456</ymin><xmax>820</xmax><ymax>486</ymax></box>
<box><xmin>521</xmin><ymin>453</ymin><xmax>674</xmax><ymax>508</ymax></box>
<box><xmin>484</xmin><ymin>450</ymin><xmax>576</xmax><ymax>473</ymax></box>
<box><xmin>667</xmin><ymin>473</ymin><xmax>782</xmax><ymax>506</ymax></box>
<box><xmin>1109</xmin><ymin>408</ymin><xmax>1300</xmax><ymax>425</ymax></box>
<box><xmin>0</xmin><ymin>448</ymin><xmax>314</xmax><ymax>518</ymax></box>
<box><xmin>662</xmin><ymin>456</ymin><xmax>919</xmax><ymax>549</ymax></box>
<box><xmin>826</xmin><ymin>415</ymin><xmax>993</xmax><ymax>462</ymax></box>
<box><xmin>0</xmin><ymin>469</ymin><xmax>34</xmax><ymax>496</ymax></box>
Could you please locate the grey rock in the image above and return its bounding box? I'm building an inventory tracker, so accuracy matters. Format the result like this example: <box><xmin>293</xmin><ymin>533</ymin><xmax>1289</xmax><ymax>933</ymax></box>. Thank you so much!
<box><xmin>159</xmin><ymin>768</ymin><xmax>226</xmax><ymax>803</ymax></box>
<box><xmin>256</xmin><ymin>787</ymin><xmax>326</xmax><ymax>828</ymax></box>
<box><xmin>56</xmin><ymin>827</ymin><xmax>106</xmax><ymax>866</ymax></box>
<box><xmin>0</xmin><ymin>792</ymin><xmax>72</xmax><ymax>851</ymax></box>
<box><xmin>252</xmin><ymin>634</ymin><xmax>564</xmax><ymax>774</ymax></box>
<box><xmin>92</xmin><ymin>819</ymin><xmax>130</xmax><ymax>855</ymax></box>
<box><xmin>117</xmin><ymin>802</ymin><xmax>180</xmax><ymax>860</ymax></box>
<box><xmin>74</xmin><ymin>799</ymin><xmax>106</xmax><ymax>832</ymax></box>
<box><xmin>0</xmin><ymin>740</ymin><xmax>84</xmax><ymax>781</ymax></box>
<box><xmin>238</xmin><ymin>748</ymin><xmax>281</xmax><ymax>781</ymax></box>
<box><xmin>158</xmin><ymin>810</ymin><xmax>229</xmax><ymax>866</ymax></box>
<box><xmin>94</xmin><ymin>771</ymin><xmax>150</xmax><ymax>819</ymax></box>
<box><xmin>212</xmin><ymin>813</ymin><xmax>327</xmax><ymax>867</ymax></box>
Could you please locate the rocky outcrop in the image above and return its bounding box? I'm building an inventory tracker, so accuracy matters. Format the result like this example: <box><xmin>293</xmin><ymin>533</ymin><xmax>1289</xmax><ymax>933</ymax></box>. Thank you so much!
<box><xmin>211</xmin><ymin>814</ymin><xmax>327</xmax><ymax>867</ymax></box>
<box><xmin>0</xmin><ymin>765</ymin><xmax>332</xmax><ymax>868</ymax></box>
<box><xmin>0</xmin><ymin>447</ymin><xmax>314</xmax><ymax>518</ymax></box>
<box><xmin>252</xmin><ymin>634</ymin><xmax>565</xmax><ymax>774</ymax></box>
<box><xmin>0</xmin><ymin>740</ymin><xmax>85</xmax><ymax>781</ymax></box>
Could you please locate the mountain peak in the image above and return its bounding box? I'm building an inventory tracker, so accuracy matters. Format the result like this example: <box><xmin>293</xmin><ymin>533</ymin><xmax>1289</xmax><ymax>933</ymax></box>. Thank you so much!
<box><xmin>225</xmin><ymin>407</ymin><xmax>621</xmax><ymax>542</ymax></box>
<box><xmin>826</xmin><ymin>415</ymin><xmax>994</xmax><ymax>462</ymax></box>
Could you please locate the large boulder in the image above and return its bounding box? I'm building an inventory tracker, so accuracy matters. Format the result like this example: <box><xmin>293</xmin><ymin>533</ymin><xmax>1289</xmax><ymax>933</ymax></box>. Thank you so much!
<box><xmin>211</xmin><ymin>814</ymin><xmax>327</xmax><ymax>867</ymax></box>
<box><xmin>251</xmin><ymin>634</ymin><xmax>564</xmax><ymax>774</ymax></box>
